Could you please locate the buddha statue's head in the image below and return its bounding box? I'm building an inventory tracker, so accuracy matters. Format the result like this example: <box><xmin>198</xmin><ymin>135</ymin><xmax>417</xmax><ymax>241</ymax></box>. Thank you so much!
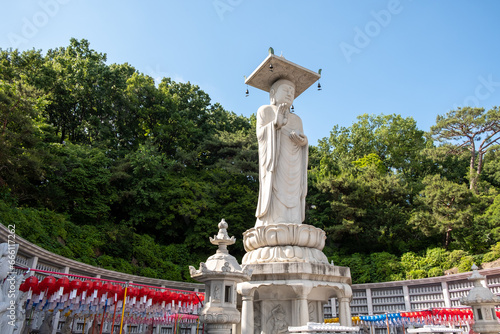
<box><xmin>270</xmin><ymin>79</ymin><xmax>295</xmax><ymax>106</ymax></box>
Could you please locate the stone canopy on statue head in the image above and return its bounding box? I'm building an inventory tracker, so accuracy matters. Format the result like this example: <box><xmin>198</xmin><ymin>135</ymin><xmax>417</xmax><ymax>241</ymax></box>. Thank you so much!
<box><xmin>245</xmin><ymin>53</ymin><xmax>321</xmax><ymax>99</ymax></box>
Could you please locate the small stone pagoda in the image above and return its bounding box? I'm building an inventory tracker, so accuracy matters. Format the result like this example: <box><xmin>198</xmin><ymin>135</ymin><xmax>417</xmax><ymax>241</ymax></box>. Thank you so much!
<box><xmin>460</xmin><ymin>264</ymin><xmax>500</xmax><ymax>334</ymax></box>
<box><xmin>190</xmin><ymin>219</ymin><xmax>252</xmax><ymax>334</ymax></box>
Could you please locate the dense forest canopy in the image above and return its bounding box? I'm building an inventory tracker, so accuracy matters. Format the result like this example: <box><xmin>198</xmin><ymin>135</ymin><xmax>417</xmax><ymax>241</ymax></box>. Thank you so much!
<box><xmin>1</xmin><ymin>39</ymin><xmax>499</xmax><ymax>284</ymax></box>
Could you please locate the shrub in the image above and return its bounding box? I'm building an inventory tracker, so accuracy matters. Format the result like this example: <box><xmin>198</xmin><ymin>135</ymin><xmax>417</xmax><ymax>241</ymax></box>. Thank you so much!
<box><xmin>428</xmin><ymin>267</ymin><xmax>443</xmax><ymax>277</ymax></box>
<box><xmin>457</xmin><ymin>255</ymin><xmax>475</xmax><ymax>272</ymax></box>
<box><xmin>483</xmin><ymin>242</ymin><xmax>500</xmax><ymax>262</ymax></box>
<box><xmin>408</xmin><ymin>269</ymin><xmax>427</xmax><ymax>279</ymax></box>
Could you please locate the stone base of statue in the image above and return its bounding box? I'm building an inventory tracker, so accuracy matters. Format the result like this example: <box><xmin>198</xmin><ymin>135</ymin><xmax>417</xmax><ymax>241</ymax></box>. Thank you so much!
<box><xmin>236</xmin><ymin>224</ymin><xmax>353</xmax><ymax>334</ymax></box>
<box><xmin>242</xmin><ymin>224</ymin><xmax>329</xmax><ymax>264</ymax></box>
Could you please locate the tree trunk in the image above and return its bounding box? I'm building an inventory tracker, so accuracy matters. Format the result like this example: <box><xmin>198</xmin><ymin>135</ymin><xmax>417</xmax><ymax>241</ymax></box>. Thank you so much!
<box><xmin>469</xmin><ymin>145</ymin><xmax>477</xmax><ymax>193</ymax></box>
<box><xmin>476</xmin><ymin>150</ymin><xmax>485</xmax><ymax>182</ymax></box>
<box><xmin>445</xmin><ymin>227</ymin><xmax>452</xmax><ymax>250</ymax></box>
<box><xmin>60</xmin><ymin>127</ymin><xmax>66</xmax><ymax>144</ymax></box>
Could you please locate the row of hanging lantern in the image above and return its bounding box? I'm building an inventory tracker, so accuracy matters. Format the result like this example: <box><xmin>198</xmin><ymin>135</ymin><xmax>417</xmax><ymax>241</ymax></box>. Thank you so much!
<box><xmin>327</xmin><ymin>307</ymin><xmax>500</xmax><ymax>329</ymax></box>
<box><xmin>400</xmin><ymin>309</ymin><xmax>474</xmax><ymax>326</ymax></box>
<box><xmin>18</xmin><ymin>273</ymin><xmax>204</xmax><ymax>328</ymax></box>
<box><xmin>360</xmin><ymin>313</ymin><xmax>405</xmax><ymax>327</ymax></box>
<box><xmin>355</xmin><ymin>308</ymin><xmax>500</xmax><ymax>328</ymax></box>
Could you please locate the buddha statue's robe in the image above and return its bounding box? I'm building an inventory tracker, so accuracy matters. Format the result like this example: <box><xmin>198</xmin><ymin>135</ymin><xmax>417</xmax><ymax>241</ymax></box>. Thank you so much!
<box><xmin>255</xmin><ymin>104</ymin><xmax>308</xmax><ymax>227</ymax></box>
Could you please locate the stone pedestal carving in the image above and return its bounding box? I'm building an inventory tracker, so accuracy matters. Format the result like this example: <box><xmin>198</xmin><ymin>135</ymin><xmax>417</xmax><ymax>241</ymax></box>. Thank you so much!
<box><xmin>238</xmin><ymin>261</ymin><xmax>353</xmax><ymax>334</ymax></box>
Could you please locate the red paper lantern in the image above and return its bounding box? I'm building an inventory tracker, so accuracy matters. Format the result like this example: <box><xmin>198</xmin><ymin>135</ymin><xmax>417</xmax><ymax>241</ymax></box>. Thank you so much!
<box><xmin>114</xmin><ymin>285</ymin><xmax>124</xmax><ymax>299</ymax></box>
<box><xmin>162</xmin><ymin>290</ymin><xmax>171</xmax><ymax>302</ymax></box>
<box><xmin>137</xmin><ymin>287</ymin><xmax>147</xmax><ymax>298</ymax></box>
<box><xmin>92</xmin><ymin>281</ymin><xmax>103</xmax><ymax>294</ymax></box>
<box><xmin>56</xmin><ymin>277</ymin><xmax>70</xmax><ymax>290</ymax></box>
<box><xmin>154</xmin><ymin>290</ymin><xmax>163</xmax><ymax>304</ymax></box>
<box><xmin>79</xmin><ymin>280</ymin><xmax>93</xmax><ymax>294</ymax></box>
<box><xmin>39</xmin><ymin>276</ymin><xmax>56</xmax><ymax>291</ymax></box>
<box><xmin>100</xmin><ymin>283</ymin><xmax>113</xmax><ymax>297</ymax></box>
<box><xmin>19</xmin><ymin>282</ymin><xmax>28</xmax><ymax>292</ymax></box>
<box><xmin>127</xmin><ymin>287</ymin><xmax>137</xmax><ymax>298</ymax></box>
<box><xmin>70</xmin><ymin>279</ymin><xmax>82</xmax><ymax>291</ymax></box>
<box><xmin>25</xmin><ymin>275</ymin><xmax>39</xmax><ymax>290</ymax></box>
<box><xmin>32</xmin><ymin>284</ymin><xmax>41</xmax><ymax>296</ymax></box>
<box><xmin>55</xmin><ymin>277</ymin><xmax>70</xmax><ymax>297</ymax></box>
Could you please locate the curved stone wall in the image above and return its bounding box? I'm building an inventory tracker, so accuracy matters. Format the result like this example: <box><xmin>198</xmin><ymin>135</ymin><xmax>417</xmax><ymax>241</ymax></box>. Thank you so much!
<box><xmin>0</xmin><ymin>224</ymin><xmax>203</xmax><ymax>290</ymax></box>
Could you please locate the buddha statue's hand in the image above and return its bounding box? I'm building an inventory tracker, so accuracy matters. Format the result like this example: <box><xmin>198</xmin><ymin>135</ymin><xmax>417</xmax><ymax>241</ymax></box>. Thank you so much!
<box><xmin>290</xmin><ymin>130</ymin><xmax>307</xmax><ymax>146</ymax></box>
<box><xmin>275</xmin><ymin>103</ymin><xmax>289</xmax><ymax>129</ymax></box>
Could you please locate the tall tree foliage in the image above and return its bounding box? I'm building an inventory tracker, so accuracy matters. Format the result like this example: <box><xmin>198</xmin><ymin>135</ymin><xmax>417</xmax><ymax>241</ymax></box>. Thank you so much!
<box><xmin>317</xmin><ymin>113</ymin><xmax>428</xmax><ymax>180</ymax></box>
<box><xmin>310</xmin><ymin>114</ymin><xmax>432</xmax><ymax>254</ymax></box>
<box><xmin>409</xmin><ymin>175</ymin><xmax>475</xmax><ymax>249</ymax></box>
<box><xmin>0</xmin><ymin>51</ymin><xmax>51</xmax><ymax>202</ymax></box>
<box><xmin>431</xmin><ymin>106</ymin><xmax>500</xmax><ymax>193</ymax></box>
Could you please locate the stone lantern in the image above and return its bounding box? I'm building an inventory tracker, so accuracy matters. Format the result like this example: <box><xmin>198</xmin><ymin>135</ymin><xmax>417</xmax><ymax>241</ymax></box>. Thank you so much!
<box><xmin>190</xmin><ymin>219</ymin><xmax>252</xmax><ymax>334</ymax></box>
<box><xmin>460</xmin><ymin>264</ymin><xmax>500</xmax><ymax>334</ymax></box>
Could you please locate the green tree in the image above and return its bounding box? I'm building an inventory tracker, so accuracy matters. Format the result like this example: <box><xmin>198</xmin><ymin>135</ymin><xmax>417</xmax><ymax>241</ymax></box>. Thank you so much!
<box><xmin>313</xmin><ymin>163</ymin><xmax>417</xmax><ymax>254</ymax></box>
<box><xmin>410</xmin><ymin>175</ymin><xmax>475</xmax><ymax>249</ymax></box>
<box><xmin>312</xmin><ymin>114</ymin><xmax>434</xmax><ymax>255</ymax></box>
<box><xmin>40</xmin><ymin>143</ymin><xmax>115</xmax><ymax>225</ymax></box>
<box><xmin>483</xmin><ymin>145</ymin><xmax>500</xmax><ymax>188</ymax></box>
<box><xmin>430</xmin><ymin>106</ymin><xmax>500</xmax><ymax>193</ymax></box>
<box><xmin>318</xmin><ymin>113</ymin><xmax>428</xmax><ymax>181</ymax></box>
<box><xmin>0</xmin><ymin>69</ymin><xmax>51</xmax><ymax>201</ymax></box>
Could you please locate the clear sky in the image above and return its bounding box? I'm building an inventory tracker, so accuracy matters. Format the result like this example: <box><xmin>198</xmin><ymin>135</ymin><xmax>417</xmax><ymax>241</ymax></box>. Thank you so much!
<box><xmin>2</xmin><ymin>1</ymin><xmax>500</xmax><ymax>145</ymax></box>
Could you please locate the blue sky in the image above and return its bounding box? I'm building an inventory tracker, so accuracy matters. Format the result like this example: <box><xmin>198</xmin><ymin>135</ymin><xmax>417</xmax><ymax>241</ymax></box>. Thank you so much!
<box><xmin>2</xmin><ymin>1</ymin><xmax>500</xmax><ymax>145</ymax></box>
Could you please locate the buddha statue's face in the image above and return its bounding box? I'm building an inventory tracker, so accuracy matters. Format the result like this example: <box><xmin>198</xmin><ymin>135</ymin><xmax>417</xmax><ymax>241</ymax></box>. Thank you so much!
<box><xmin>271</xmin><ymin>80</ymin><xmax>295</xmax><ymax>106</ymax></box>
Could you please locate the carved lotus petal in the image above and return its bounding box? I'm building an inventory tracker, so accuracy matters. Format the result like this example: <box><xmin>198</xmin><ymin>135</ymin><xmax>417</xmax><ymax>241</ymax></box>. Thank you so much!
<box><xmin>294</xmin><ymin>245</ymin><xmax>303</xmax><ymax>259</ymax></box>
<box><xmin>284</xmin><ymin>246</ymin><xmax>294</xmax><ymax>258</ymax></box>
<box><xmin>260</xmin><ymin>246</ymin><xmax>270</xmax><ymax>260</ymax></box>
<box><xmin>243</xmin><ymin>224</ymin><xmax>326</xmax><ymax>251</ymax></box>
<box><xmin>242</xmin><ymin>246</ymin><xmax>328</xmax><ymax>264</ymax></box>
